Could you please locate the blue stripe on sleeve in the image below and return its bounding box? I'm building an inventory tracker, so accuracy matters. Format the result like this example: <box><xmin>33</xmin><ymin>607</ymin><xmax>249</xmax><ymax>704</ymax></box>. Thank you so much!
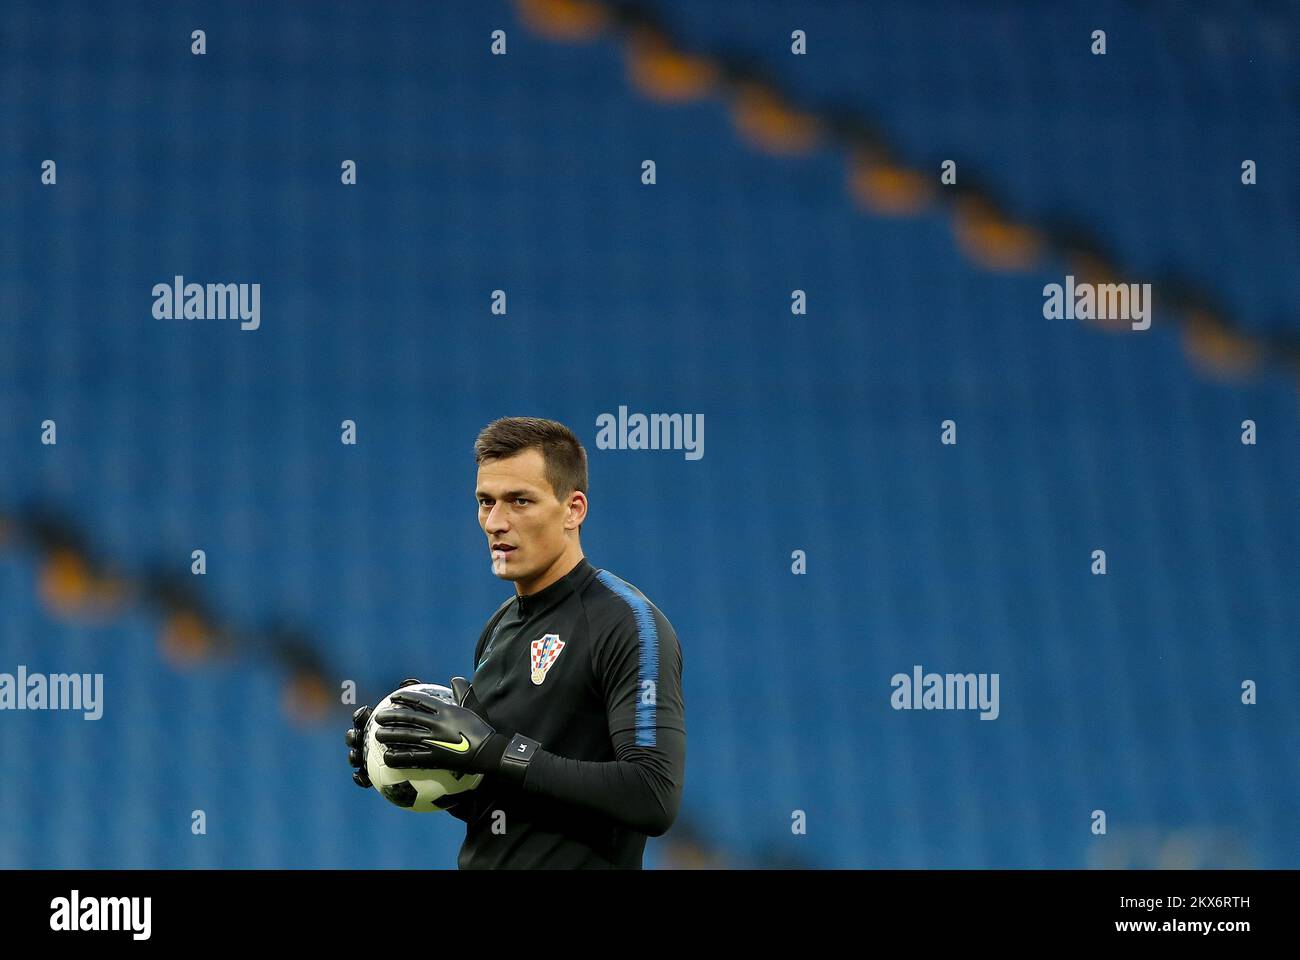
<box><xmin>595</xmin><ymin>571</ymin><xmax>659</xmax><ymax>746</ymax></box>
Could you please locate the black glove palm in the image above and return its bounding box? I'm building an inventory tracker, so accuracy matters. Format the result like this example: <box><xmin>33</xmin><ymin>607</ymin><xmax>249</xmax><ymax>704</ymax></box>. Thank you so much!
<box><xmin>345</xmin><ymin>705</ymin><xmax>372</xmax><ymax>788</ymax></box>
<box><xmin>344</xmin><ymin>677</ymin><xmax>423</xmax><ymax>789</ymax></box>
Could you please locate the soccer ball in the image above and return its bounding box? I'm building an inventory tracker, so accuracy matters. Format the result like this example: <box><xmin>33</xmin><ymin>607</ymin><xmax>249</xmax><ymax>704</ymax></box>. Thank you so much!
<box><xmin>364</xmin><ymin>683</ymin><xmax>483</xmax><ymax>812</ymax></box>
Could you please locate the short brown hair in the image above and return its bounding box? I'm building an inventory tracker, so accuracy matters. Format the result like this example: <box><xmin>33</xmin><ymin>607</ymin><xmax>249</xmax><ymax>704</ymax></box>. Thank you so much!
<box><xmin>474</xmin><ymin>417</ymin><xmax>589</xmax><ymax>501</ymax></box>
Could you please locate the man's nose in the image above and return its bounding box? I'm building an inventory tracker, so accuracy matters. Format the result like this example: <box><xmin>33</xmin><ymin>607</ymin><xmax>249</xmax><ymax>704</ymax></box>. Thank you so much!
<box><xmin>484</xmin><ymin>502</ymin><xmax>510</xmax><ymax>532</ymax></box>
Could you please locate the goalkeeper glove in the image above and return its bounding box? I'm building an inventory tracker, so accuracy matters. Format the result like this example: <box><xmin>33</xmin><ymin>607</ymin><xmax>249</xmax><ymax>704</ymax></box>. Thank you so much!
<box><xmin>344</xmin><ymin>677</ymin><xmax>423</xmax><ymax>789</ymax></box>
<box><xmin>374</xmin><ymin>676</ymin><xmax>516</xmax><ymax>776</ymax></box>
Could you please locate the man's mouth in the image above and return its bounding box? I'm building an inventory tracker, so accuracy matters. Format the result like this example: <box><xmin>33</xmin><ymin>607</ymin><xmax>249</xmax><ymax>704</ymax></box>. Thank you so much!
<box><xmin>491</xmin><ymin>544</ymin><xmax>516</xmax><ymax>557</ymax></box>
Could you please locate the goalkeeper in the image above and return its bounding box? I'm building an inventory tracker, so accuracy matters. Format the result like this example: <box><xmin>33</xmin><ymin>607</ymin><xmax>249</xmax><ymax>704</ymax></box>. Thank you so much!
<box><xmin>346</xmin><ymin>417</ymin><xmax>686</xmax><ymax>869</ymax></box>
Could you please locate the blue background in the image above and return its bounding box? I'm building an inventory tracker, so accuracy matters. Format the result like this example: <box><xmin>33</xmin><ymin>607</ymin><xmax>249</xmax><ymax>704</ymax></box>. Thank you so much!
<box><xmin>1</xmin><ymin>0</ymin><xmax>1297</xmax><ymax>868</ymax></box>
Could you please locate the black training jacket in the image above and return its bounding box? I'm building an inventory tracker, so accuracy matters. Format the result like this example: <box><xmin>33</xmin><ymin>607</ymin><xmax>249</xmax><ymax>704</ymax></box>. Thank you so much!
<box><xmin>447</xmin><ymin>556</ymin><xmax>686</xmax><ymax>869</ymax></box>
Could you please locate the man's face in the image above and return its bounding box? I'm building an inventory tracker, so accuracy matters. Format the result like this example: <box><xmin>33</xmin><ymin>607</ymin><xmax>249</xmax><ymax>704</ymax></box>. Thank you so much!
<box><xmin>476</xmin><ymin>448</ymin><xmax>575</xmax><ymax>584</ymax></box>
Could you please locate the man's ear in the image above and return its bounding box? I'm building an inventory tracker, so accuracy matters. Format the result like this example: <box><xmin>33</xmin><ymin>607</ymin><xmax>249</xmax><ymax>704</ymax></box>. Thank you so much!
<box><xmin>566</xmin><ymin>491</ymin><xmax>588</xmax><ymax>529</ymax></box>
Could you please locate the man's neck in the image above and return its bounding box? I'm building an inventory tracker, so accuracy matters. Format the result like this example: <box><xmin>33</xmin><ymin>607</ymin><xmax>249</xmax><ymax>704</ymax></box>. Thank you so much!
<box><xmin>516</xmin><ymin>548</ymin><xmax>585</xmax><ymax>597</ymax></box>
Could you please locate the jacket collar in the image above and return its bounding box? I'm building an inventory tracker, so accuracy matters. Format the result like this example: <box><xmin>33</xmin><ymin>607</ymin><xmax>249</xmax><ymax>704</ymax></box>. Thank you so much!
<box><xmin>516</xmin><ymin>556</ymin><xmax>594</xmax><ymax>617</ymax></box>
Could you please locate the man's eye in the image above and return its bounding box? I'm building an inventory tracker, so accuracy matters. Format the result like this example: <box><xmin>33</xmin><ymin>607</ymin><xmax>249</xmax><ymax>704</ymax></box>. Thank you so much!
<box><xmin>478</xmin><ymin>499</ymin><xmax>492</xmax><ymax>507</ymax></box>
<box><xmin>514</xmin><ymin>498</ymin><xmax>530</xmax><ymax>506</ymax></box>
